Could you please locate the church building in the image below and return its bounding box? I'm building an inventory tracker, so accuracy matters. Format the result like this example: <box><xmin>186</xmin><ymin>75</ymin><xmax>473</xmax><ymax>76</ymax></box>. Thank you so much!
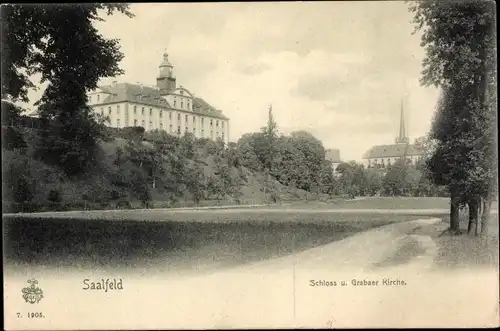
<box><xmin>86</xmin><ymin>51</ymin><xmax>230</xmax><ymax>144</ymax></box>
<box><xmin>362</xmin><ymin>99</ymin><xmax>424</xmax><ymax>168</ymax></box>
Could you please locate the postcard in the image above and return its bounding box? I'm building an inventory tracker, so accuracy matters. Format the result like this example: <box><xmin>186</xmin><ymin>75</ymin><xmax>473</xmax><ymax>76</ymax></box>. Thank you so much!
<box><xmin>3</xmin><ymin>1</ymin><xmax>498</xmax><ymax>329</ymax></box>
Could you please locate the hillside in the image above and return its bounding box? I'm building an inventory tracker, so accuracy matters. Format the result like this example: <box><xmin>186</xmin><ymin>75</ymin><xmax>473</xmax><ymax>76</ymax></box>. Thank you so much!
<box><xmin>2</xmin><ymin>125</ymin><xmax>330</xmax><ymax>213</ymax></box>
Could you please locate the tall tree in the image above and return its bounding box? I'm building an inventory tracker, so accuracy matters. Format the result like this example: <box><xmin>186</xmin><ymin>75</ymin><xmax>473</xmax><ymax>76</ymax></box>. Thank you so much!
<box><xmin>2</xmin><ymin>4</ymin><xmax>134</xmax><ymax>176</ymax></box>
<box><xmin>410</xmin><ymin>0</ymin><xmax>496</xmax><ymax>234</ymax></box>
<box><xmin>261</xmin><ymin>104</ymin><xmax>279</xmax><ymax>172</ymax></box>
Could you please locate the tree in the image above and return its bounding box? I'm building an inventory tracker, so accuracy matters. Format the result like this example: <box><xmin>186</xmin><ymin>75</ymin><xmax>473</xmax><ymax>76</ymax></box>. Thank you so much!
<box><xmin>365</xmin><ymin>168</ymin><xmax>383</xmax><ymax>196</ymax></box>
<box><xmin>288</xmin><ymin>131</ymin><xmax>327</xmax><ymax>190</ymax></box>
<box><xmin>410</xmin><ymin>0</ymin><xmax>496</xmax><ymax>234</ymax></box>
<box><xmin>2</xmin><ymin>4</ymin><xmax>134</xmax><ymax>176</ymax></box>
<box><xmin>260</xmin><ymin>105</ymin><xmax>279</xmax><ymax>172</ymax></box>
<box><xmin>382</xmin><ymin>160</ymin><xmax>408</xmax><ymax>197</ymax></box>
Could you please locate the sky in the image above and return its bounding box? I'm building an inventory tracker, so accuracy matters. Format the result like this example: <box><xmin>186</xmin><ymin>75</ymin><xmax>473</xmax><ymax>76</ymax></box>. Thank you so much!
<box><xmin>23</xmin><ymin>1</ymin><xmax>440</xmax><ymax>162</ymax></box>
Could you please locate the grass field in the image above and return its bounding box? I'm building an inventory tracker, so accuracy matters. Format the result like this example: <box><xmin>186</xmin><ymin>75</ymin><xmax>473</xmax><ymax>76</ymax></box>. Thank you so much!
<box><xmin>280</xmin><ymin>197</ymin><xmax>452</xmax><ymax>209</ymax></box>
<box><xmin>3</xmin><ymin>212</ymin><xmax>435</xmax><ymax>275</ymax></box>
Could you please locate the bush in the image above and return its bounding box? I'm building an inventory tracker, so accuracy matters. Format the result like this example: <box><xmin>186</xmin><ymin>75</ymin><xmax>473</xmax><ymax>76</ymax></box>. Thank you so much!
<box><xmin>47</xmin><ymin>189</ymin><xmax>62</xmax><ymax>203</ymax></box>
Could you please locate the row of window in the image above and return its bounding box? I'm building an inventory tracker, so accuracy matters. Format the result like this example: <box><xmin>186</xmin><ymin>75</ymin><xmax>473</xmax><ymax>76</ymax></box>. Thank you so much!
<box><xmin>125</xmin><ymin>119</ymin><xmax>224</xmax><ymax>139</ymax></box>
<box><xmin>99</xmin><ymin>107</ymin><xmax>224</xmax><ymax>127</ymax></box>
<box><xmin>368</xmin><ymin>157</ymin><xmax>420</xmax><ymax>166</ymax></box>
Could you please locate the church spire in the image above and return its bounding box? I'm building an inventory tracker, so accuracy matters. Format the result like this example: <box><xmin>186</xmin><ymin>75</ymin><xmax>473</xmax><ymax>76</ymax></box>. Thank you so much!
<box><xmin>396</xmin><ymin>98</ymin><xmax>409</xmax><ymax>144</ymax></box>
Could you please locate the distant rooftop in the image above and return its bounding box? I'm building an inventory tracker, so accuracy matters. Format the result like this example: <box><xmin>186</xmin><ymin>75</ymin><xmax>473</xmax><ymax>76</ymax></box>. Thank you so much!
<box><xmin>362</xmin><ymin>143</ymin><xmax>424</xmax><ymax>159</ymax></box>
<box><xmin>325</xmin><ymin>148</ymin><xmax>342</xmax><ymax>163</ymax></box>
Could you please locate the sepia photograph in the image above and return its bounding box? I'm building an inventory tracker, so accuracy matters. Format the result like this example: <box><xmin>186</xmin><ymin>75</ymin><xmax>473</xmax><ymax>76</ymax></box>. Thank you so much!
<box><xmin>2</xmin><ymin>1</ymin><xmax>498</xmax><ymax>329</ymax></box>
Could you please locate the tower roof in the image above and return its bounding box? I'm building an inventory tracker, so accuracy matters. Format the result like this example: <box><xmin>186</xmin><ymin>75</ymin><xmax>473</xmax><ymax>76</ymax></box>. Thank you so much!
<box><xmin>160</xmin><ymin>50</ymin><xmax>173</xmax><ymax>68</ymax></box>
<box><xmin>395</xmin><ymin>98</ymin><xmax>409</xmax><ymax>144</ymax></box>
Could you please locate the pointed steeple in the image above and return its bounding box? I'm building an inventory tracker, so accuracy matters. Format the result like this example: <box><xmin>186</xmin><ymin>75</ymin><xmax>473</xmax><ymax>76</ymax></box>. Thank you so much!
<box><xmin>396</xmin><ymin>98</ymin><xmax>409</xmax><ymax>144</ymax></box>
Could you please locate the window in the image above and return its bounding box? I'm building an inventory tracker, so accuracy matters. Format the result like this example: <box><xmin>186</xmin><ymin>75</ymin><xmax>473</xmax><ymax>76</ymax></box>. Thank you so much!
<box><xmin>117</xmin><ymin>105</ymin><xmax>120</xmax><ymax>114</ymax></box>
<box><xmin>188</xmin><ymin>102</ymin><xmax>190</xmax><ymax>109</ymax></box>
<box><xmin>216</xmin><ymin>120</ymin><xmax>219</xmax><ymax>127</ymax></box>
<box><xmin>222</xmin><ymin>121</ymin><xmax>224</xmax><ymax>128</ymax></box>
<box><xmin>169</xmin><ymin>112</ymin><xmax>172</xmax><ymax>120</ymax></box>
<box><xmin>100</xmin><ymin>108</ymin><xmax>104</xmax><ymax>115</ymax></box>
<box><xmin>177</xmin><ymin>113</ymin><xmax>180</xmax><ymax>120</ymax></box>
<box><xmin>160</xmin><ymin>122</ymin><xmax>163</xmax><ymax>129</ymax></box>
<box><xmin>108</xmin><ymin>107</ymin><xmax>111</xmax><ymax>115</ymax></box>
<box><xmin>159</xmin><ymin>111</ymin><xmax>163</xmax><ymax>118</ymax></box>
<box><xmin>201</xmin><ymin>129</ymin><xmax>204</xmax><ymax>138</ymax></box>
<box><xmin>134</xmin><ymin>106</ymin><xmax>137</xmax><ymax>114</ymax></box>
<box><xmin>181</xmin><ymin>101</ymin><xmax>184</xmax><ymax>108</ymax></box>
<box><xmin>134</xmin><ymin>119</ymin><xmax>138</xmax><ymax>126</ymax></box>
<box><xmin>210</xmin><ymin>130</ymin><xmax>213</xmax><ymax>138</ymax></box>
<box><xmin>185</xmin><ymin>115</ymin><xmax>188</xmax><ymax>122</ymax></box>
<box><xmin>210</xmin><ymin>119</ymin><xmax>213</xmax><ymax>126</ymax></box>
<box><xmin>174</xmin><ymin>100</ymin><xmax>177</xmax><ymax>107</ymax></box>
<box><xmin>180</xmin><ymin>91</ymin><xmax>184</xmax><ymax>95</ymax></box>
<box><xmin>117</xmin><ymin>119</ymin><xmax>120</xmax><ymax>127</ymax></box>
<box><xmin>169</xmin><ymin>124</ymin><xmax>173</xmax><ymax>132</ymax></box>
<box><xmin>149</xmin><ymin>121</ymin><xmax>153</xmax><ymax>128</ymax></box>
<box><xmin>193</xmin><ymin>116</ymin><xmax>195</xmax><ymax>123</ymax></box>
<box><xmin>141</xmin><ymin>120</ymin><xmax>145</xmax><ymax>127</ymax></box>
<box><xmin>201</xmin><ymin>118</ymin><xmax>204</xmax><ymax>124</ymax></box>
<box><xmin>141</xmin><ymin>107</ymin><xmax>145</xmax><ymax>115</ymax></box>
<box><xmin>222</xmin><ymin>132</ymin><xmax>224</xmax><ymax>140</ymax></box>
<box><xmin>177</xmin><ymin>126</ymin><xmax>181</xmax><ymax>134</ymax></box>
<box><xmin>97</xmin><ymin>95</ymin><xmax>100</xmax><ymax>102</ymax></box>
<box><xmin>185</xmin><ymin>126</ymin><xmax>188</xmax><ymax>132</ymax></box>
<box><xmin>149</xmin><ymin>108</ymin><xmax>152</xmax><ymax>116</ymax></box>
<box><xmin>193</xmin><ymin>128</ymin><xmax>195</xmax><ymax>134</ymax></box>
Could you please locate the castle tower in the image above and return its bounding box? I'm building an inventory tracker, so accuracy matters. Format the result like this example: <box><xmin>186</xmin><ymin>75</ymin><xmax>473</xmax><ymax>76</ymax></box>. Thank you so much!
<box><xmin>395</xmin><ymin>98</ymin><xmax>409</xmax><ymax>144</ymax></box>
<box><xmin>156</xmin><ymin>50</ymin><xmax>176</xmax><ymax>94</ymax></box>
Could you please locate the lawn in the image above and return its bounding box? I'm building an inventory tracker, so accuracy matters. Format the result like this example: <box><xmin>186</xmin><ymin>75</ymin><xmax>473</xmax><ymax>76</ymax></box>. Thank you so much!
<box><xmin>413</xmin><ymin>211</ymin><xmax>499</xmax><ymax>270</ymax></box>
<box><xmin>3</xmin><ymin>212</ymin><xmax>434</xmax><ymax>275</ymax></box>
<box><xmin>280</xmin><ymin>196</ymin><xmax>452</xmax><ymax>210</ymax></box>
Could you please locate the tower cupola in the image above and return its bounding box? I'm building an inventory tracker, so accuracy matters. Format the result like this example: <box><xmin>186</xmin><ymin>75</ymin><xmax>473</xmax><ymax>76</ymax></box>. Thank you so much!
<box><xmin>157</xmin><ymin>50</ymin><xmax>176</xmax><ymax>94</ymax></box>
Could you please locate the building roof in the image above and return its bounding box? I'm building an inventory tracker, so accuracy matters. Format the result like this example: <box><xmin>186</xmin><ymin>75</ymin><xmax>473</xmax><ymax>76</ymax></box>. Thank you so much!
<box><xmin>95</xmin><ymin>83</ymin><xmax>229</xmax><ymax>120</ymax></box>
<box><xmin>325</xmin><ymin>148</ymin><xmax>342</xmax><ymax>163</ymax></box>
<box><xmin>192</xmin><ymin>97</ymin><xmax>229</xmax><ymax>120</ymax></box>
<box><xmin>362</xmin><ymin>143</ymin><xmax>424</xmax><ymax>159</ymax></box>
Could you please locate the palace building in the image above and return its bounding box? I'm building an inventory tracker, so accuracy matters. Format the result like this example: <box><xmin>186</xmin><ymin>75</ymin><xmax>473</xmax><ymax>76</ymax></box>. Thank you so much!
<box><xmin>87</xmin><ymin>51</ymin><xmax>230</xmax><ymax>144</ymax></box>
<box><xmin>362</xmin><ymin>99</ymin><xmax>424</xmax><ymax>168</ymax></box>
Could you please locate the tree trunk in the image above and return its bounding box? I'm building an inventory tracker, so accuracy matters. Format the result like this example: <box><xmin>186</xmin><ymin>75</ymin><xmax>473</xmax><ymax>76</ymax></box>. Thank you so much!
<box><xmin>467</xmin><ymin>198</ymin><xmax>478</xmax><ymax>235</ymax></box>
<box><xmin>481</xmin><ymin>194</ymin><xmax>493</xmax><ymax>235</ymax></box>
<box><xmin>450</xmin><ymin>192</ymin><xmax>460</xmax><ymax>234</ymax></box>
<box><xmin>474</xmin><ymin>198</ymin><xmax>481</xmax><ymax>236</ymax></box>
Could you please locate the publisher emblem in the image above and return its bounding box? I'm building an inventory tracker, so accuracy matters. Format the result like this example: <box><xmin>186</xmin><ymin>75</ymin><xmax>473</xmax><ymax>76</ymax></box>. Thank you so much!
<box><xmin>22</xmin><ymin>279</ymin><xmax>44</xmax><ymax>304</ymax></box>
